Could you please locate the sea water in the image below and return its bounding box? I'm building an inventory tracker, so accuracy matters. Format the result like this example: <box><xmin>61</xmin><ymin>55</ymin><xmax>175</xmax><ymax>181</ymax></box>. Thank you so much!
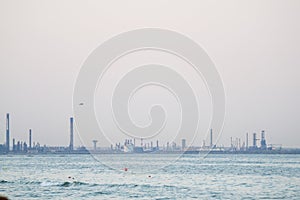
<box><xmin>0</xmin><ymin>154</ymin><xmax>299</xmax><ymax>199</ymax></box>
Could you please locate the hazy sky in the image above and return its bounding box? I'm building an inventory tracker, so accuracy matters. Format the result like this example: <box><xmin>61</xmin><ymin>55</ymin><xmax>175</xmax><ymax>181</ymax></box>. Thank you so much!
<box><xmin>0</xmin><ymin>0</ymin><xmax>299</xmax><ymax>148</ymax></box>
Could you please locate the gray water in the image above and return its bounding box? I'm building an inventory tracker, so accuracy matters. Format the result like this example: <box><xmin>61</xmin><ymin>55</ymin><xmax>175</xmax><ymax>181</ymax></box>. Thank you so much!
<box><xmin>0</xmin><ymin>154</ymin><xmax>299</xmax><ymax>199</ymax></box>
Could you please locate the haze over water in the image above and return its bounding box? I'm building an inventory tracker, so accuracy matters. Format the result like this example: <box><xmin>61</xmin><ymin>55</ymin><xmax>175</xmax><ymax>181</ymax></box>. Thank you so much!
<box><xmin>1</xmin><ymin>154</ymin><xmax>299</xmax><ymax>199</ymax></box>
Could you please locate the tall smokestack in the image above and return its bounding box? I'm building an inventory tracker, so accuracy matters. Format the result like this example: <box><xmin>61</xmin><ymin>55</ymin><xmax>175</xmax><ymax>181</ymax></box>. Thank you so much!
<box><xmin>29</xmin><ymin>129</ymin><xmax>32</xmax><ymax>149</ymax></box>
<box><xmin>6</xmin><ymin>113</ymin><xmax>10</xmax><ymax>152</ymax></box>
<box><xmin>69</xmin><ymin>117</ymin><xmax>74</xmax><ymax>151</ymax></box>
<box><xmin>253</xmin><ymin>133</ymin><xmax>257</xmax><ymax>148</ymax></box>
<box><xmin>246</xmin><ymin>132</ymin><xmax>249</xmax><ymax>150</ymax></box>
<box><xmin>210</xmin><ymin>129</ymin><xmax>213</xmax><ymax>148</ymax></box>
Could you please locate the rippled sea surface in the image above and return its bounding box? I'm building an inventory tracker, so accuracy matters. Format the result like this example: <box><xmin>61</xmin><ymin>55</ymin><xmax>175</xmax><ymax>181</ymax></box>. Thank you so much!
<box><xmin>0</xmin><ymin>154</ymin><xmax>299</xmax><ymax>199</ymax></box>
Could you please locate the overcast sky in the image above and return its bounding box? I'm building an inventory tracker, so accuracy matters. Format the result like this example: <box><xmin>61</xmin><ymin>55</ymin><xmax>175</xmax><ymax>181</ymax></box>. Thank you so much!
<box><xmin>0</xmin><ymin>0</ymin><xmax>299</xmax><ymax>148</ymax></box>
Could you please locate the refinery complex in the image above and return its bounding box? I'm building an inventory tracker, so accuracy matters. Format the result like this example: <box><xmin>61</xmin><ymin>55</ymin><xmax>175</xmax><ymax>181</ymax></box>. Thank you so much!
<box><xmin>0</xmin><ymin>113</ymin><xmax>299</xmax><ymax>154</ymax></box>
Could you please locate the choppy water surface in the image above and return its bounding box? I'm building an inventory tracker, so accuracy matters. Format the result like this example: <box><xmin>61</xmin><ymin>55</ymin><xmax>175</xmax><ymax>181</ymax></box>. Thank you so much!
<box><xmin>0</xmin><ymin>154</ymin><xmax>299</xmax><ymax>199</ymax></box>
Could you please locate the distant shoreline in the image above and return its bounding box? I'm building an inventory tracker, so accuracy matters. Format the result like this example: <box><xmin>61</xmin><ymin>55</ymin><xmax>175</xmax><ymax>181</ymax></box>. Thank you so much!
<box><xmin>1</xmin><ymin>149</ymin><xmax>300</xmax><ymax>155</ymax></box>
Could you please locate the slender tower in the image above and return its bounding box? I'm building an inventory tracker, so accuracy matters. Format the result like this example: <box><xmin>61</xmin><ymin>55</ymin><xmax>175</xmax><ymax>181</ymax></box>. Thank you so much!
<box><xmin>92</xmin><ymin>140</ymin><xmax>98</xmax><ymax>151</ymax></box>
<box><xmin>253</xmin><ymin>133</ymin><xmax>257</xmax><ymax>148</ymax></box>
<box><xmin>29</xmin><ymin>129</ymin><xmax>32</xmax><ymax>149</ymax></box>
<box><xmin>210</xmin><ymin>129</ymin><xmax>213</xmax><ymax>148</ymax></box>
<box><xmin>246</xmin><ymin>132</ymin><xmax>249</xmax><ymax>150</ymax></box>
<box><xmin>69</xmin><ymin>117</ymin><xmax>74</xmax><ymax>151</ymax></box>
<box><xmin>6</xmin><ymin>113</ymin><xmax>10</xmax><ymax>152</ymax></box>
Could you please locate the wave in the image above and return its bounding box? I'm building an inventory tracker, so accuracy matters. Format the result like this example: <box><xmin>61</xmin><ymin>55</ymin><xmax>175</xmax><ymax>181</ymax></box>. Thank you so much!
<box><xmin>1</xmin><ymin>179</ymin><xmax>183</xmax><ymax>192</ymax></box>
<box><xmin>40</xmin><ymin>180</ymin><xmax>88</xmax><ymax>187</ymax></box>
<box><xmin>60</xmin><ymin>181</ymin><xmax>88</xmax><ymax>187</ymax></box>
<box><xmin>0</xmin><ymin>180</ymin><xmax>9</xmax><ymax>184</ymax></box>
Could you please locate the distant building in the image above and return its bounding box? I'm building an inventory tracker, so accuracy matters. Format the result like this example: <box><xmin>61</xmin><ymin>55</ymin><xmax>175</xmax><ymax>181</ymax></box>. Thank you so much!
<box><xmin>260</xmin><ymin>130</ymin><xmax>267</xmax><ymax>150</ymax></box>
<box><xmin>92</xmin><ymin>140</ymin><xmax>98</xmax><ymax>151</ymax></box>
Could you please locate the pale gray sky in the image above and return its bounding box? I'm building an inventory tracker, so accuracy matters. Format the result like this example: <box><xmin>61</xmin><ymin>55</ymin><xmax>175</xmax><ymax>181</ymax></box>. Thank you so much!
<box><xmin>0</xmin><ymin>0</ymin><xmax>299</xmax><ymax>148</ymax></box>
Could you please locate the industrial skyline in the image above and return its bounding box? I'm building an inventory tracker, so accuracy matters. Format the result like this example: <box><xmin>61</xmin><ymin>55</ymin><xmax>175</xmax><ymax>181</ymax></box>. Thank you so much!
<box><xmin>1</xmin><ymin>112</ymin><xmax>298</xmax><ymax>154</ymax></box>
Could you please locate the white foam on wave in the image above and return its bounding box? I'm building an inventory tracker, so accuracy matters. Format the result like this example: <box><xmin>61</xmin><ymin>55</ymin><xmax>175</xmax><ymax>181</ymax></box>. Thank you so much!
<box><xmin>40</xmin><ymin>181</ymin><xmax>60</xmax><ymax>187</ymax></box>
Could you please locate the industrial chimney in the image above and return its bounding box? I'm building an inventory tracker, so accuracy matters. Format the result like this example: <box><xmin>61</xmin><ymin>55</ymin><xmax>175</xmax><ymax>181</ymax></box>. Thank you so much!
<box><xmin>6</xmin><ymin>113</ymin><xmax>10</xmax><ymax>152</ymax></box>
<box><xmin>29</xmin><ymin>129</ymin><xmax>32</xmax><ymax>149</ymax></box>
<box><xmin>69</xmin><ymin>117</ymin><xmax>74</xmax><ymax>151</ymax></box>
<box><xmin>253</xmin><ymin>133</ymin><xmax>257</xmax><ymax>148</ymax></box>
<box><xmin>210</xmin><ymin>129</ymin><xmax>213</xmax><ymax>148</ymax></box>
<box><xmin>246</xmin><ymin>132</ymin><xmax>249</xmax><ymax>150</ymax></box>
